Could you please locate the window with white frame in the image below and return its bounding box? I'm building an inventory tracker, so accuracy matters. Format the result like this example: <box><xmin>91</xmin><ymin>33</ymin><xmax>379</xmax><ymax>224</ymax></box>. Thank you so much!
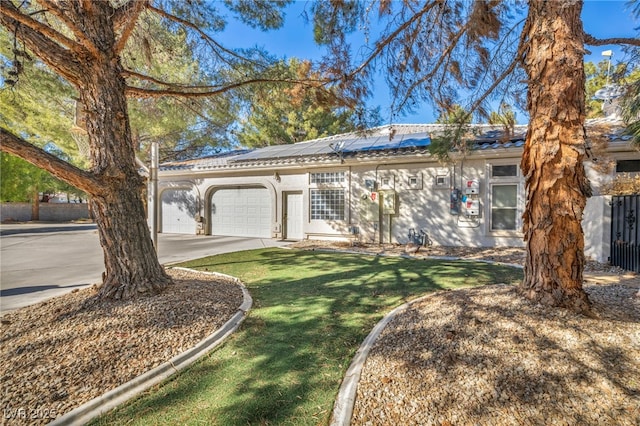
<box><xmin>489</xmin><ymin>163</ymin><xmax>519</xmax><ymax>231</ymax></box>
<box><xmin>310</xmin><ymin>189</ymin><xmax>345</xmax><ymax>220</ymax></box>
<box><xmin>310</xmin><ymin>172</ymin><xmax>345</xmax><ymax>184</ymax></box>
<box><xmin>491</xmin><ymin>185</ymin><xmax>518</xmax><ymax>230</ymax></box>
<box><xmin>434</xmin><ymin>174</ymin><xmax>450</xmax><ymax>188</ymax></box>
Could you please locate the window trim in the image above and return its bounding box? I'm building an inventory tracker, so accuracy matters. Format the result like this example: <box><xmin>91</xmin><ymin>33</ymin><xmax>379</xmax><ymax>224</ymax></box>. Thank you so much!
<box><xmin>309</xmin><ymin>188</ymin><xmax>346</xmax><ymax>221</ymax></box>
<box><xmin>491</xmin><ymin>164</ymin><xmax>519</xmax><ymax>178</ymax></box>
<box><xmin>489</xmin><ymin>184</ymin><xmax>518</xmax><ymax>231</ymax></box>
<box><xmin>486</xmin><ymin>161</ymin><xmax>523</xmax><ymax>235</ymax></box>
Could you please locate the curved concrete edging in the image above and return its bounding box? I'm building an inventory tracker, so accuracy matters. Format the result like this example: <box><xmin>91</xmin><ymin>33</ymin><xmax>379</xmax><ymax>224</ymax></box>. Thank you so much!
<box><xmin>329</xmin><ymin>300</ymin><xmax>410</xmax><ymax>426</ymax></box>
<box><xmin>50</xmin><ymin>268</ymin><xmax>251</xmax><ymax>426</ymax></box>
<box><xmin>329</xmin><ymin>256</ymin><xmax>523</xmax><ymax>426</ymax></box>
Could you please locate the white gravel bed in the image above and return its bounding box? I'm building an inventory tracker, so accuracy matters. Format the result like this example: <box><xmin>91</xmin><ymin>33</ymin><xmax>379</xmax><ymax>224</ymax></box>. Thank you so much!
<box><xmin>0</xmin><ymin>268</ymin><xmax>243</xmax><ymax>425</ymax></box>
<box><xmin>352</xmin><ymin>283</ymin><xmax>640</xmax><ymax>425</ymax></box>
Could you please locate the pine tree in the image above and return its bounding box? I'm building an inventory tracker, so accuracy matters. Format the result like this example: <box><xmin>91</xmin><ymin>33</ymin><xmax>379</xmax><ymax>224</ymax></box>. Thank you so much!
<box><xmin>312</xmin><ymin>0</ymin><xmax>640</xmax><ymax>313</ymax></box>
<box><xmin>0</xmin><ymin>0</ymin><xmax>313</xmax><ymax>300</ymax></box>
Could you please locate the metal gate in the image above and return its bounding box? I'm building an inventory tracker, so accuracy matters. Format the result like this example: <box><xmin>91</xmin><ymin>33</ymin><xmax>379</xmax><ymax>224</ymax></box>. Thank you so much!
<box><xmin>610</xmin><ymin>195</ymin><xmax>639</xmax><ymax>273</ymax></box>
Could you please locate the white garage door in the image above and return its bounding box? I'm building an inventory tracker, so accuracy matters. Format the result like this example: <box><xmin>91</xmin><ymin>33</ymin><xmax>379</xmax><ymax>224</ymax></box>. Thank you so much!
<box><xmin>211</xmin><ymin>187</ymin><xmax>271</xmax><ymax>238</ymax></box>
<box><xmin>161</xmin><ymin>189</ymin><xmax>197</xmax><ymax>234</ymax></box>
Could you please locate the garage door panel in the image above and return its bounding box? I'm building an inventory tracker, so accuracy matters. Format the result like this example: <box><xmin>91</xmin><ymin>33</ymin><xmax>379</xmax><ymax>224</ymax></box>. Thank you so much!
<box><xmin>211</xmin><ymin>187</ymin><xmax>271</xmax><ymax>238</ymax></box>
<box><xmin>162</xmin><ymin>189</ymin><xmax>197</xmax><ymax>234</ymax></box>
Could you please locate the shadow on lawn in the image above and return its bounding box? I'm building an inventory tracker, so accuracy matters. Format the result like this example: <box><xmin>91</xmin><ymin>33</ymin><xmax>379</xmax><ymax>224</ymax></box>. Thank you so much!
<box><xmin>97</xmin><ymin>249</ymin><xmax>523</xmax><ymax>425</ymax></box>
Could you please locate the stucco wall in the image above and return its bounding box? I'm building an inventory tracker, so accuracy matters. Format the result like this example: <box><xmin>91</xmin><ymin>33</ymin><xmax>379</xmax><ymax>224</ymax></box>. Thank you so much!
<box><xmin>345</xmin><ymin>158</ymin><xmax>526</xmax><ymax>248</ymax></box>
<box><xmin>583</xmin><ymin>195</ymin><xmax>611</xmax><ymax>263</ymax></box>
<box><xmin>0</xmin><ymin>203</ymin><xmax>90</xmax><ymax>222</ymax></box>
<box><xmin>157</xmin><ymin>154</ymin><xmax>614</xmax><ymax>263</ymax></box>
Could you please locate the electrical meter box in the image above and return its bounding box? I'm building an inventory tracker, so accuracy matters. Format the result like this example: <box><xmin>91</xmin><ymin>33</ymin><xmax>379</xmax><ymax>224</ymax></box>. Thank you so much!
<box><xmin>360</xmin><ymin>193</ymin><xmax>379</xmax><ymax>221</ymax></box>
<box><xmin>450</xmin><ymin>188</ymin><xmax>461</xmax><ymax>215</ymax></box>
<box><xmin>463</xmin><ymin>199</ymin><xmax>480</xmax><ymax>216</ymax></box>
<box><xmin>464</xmin><ymin>178</ymin><xmax>480</xmax><ymax>195</ymax></box>
<box><xmin>380</xmin><ymin>190</ymin><xmax>397</xmax><ymax>215</ymax></box>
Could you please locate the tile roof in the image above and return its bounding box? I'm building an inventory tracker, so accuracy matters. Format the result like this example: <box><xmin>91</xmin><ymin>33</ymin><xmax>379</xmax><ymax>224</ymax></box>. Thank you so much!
<box><xmin>160</xmin><ymin>149</ymin><xmax>252</xmax><ymax>171</ymax></box>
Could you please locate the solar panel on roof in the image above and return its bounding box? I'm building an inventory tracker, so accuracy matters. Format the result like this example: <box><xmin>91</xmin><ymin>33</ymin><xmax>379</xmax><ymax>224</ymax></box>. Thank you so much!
<box><xmin>343</xmin><ymin>133</ymin><xmax>431</xmax><ymax>152</ymax></box>
<box><xmin>230</xmin><ymin>131</ymin><xmax>434</xmax><ymax>162</ymax></box>
<box><xmin>397</xmin><ymin>134</ymin><xmax>431</xmax><ymax>148</ymax></box>
<box><xmin>343</xmin><ymin>135</ymin><xmax>383</xmax><ymax>152</ymax></box>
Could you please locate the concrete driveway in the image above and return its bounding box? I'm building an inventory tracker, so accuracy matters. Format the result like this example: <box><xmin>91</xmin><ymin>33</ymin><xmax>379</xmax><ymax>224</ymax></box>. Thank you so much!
<box><xmin>0</xmin><ymin>223</ymin><xmax>290</xmax><ymax>313</ymax></box>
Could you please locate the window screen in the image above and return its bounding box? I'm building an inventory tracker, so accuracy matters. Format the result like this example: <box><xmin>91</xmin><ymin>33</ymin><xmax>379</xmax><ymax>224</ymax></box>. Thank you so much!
<box><xmin>491</xmin><ymin>164</ymin><xmax>518</xmax><ymax>177</ymax></box>
<box><xmin>616</xmin><ymin>160</ymin><xmax>640</xmax><ymax>173</ymax></box>
<box><xmin>491</xmin><ymin>184</ymin><xmax>517</xmax><ymax>230</ymax></box>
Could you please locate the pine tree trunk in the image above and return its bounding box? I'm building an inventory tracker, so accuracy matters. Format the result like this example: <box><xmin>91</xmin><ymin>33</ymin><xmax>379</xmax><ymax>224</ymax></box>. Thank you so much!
<box><xmin>520</xmin><ymin>0</ymin><xmax>591</xmax><ymax>313</ymax></box>
<box><xmin>91</xmin><ymin>180</ymin><xmax>170</xmax><ymax>300</ymax></box>
<box><xmin>78</xmin><ymin>2</ymin><xmax>171</xmax><ymax>300</ymax></box>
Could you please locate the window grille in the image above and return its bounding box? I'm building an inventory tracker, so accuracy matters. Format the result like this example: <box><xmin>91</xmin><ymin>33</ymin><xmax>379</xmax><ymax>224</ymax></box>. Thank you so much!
<box><xmin>310</xmin><ymin>172</ymin><xmax>345</xmax><ymax>184</ymax></box>
<box><xmin>310</xmin><ymin>189</ymin><xmax>345</xmax><ymax>220</ymax></box>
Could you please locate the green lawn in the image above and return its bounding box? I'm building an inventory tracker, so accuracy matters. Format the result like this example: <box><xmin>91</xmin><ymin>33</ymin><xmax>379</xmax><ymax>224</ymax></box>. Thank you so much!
<box><xmin>93</xmin><ymin>248</ymin><xmax>522</xmax><ymax>425</ymax></box>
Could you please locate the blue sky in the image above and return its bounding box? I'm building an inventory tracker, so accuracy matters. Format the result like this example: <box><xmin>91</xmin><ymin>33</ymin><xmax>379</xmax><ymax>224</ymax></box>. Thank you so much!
<box><xmin>219</xmin><ymin>1</ymin><xmax>639</xmax><ymax>124</ymax></box>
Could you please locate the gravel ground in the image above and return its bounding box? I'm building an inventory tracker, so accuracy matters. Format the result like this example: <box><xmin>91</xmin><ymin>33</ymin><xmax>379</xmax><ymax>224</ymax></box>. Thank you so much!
<box><xmin>291</xmin><ymin>242</ymin><xmax>640</xmax><ymax>426</ymax></box>
<box><xmin>0</xmin><ymin>268</ymin><xmax>243</xmax><ymax>425</ymax></box>
<box><xmin>352</xmin><ymin>283</ymin><xmax>640</xmax><ymax>426</ymax></box>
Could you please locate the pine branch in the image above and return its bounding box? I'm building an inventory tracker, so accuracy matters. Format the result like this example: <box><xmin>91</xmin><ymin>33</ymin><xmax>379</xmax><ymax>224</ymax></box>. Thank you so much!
<box><xmin>0</xmin><ymin>127</ymin><xmax>103</xmax><ymax>195</ymax></box>
<box><xmin>0</xmin><ymin>0</ymin><xmax>83</xmax><ymax>82</ymax></box>
<box><xmin>348</xmin><ymin>2</ymin><xmax>439</xmax><ymax>80</ymax></box>
<box><xmin>122</xmin><ymin>69</ymin><xmax>178</xmax><ymax>87</ymax></box>
<box><xmin>114</xmin><ymin>0</ymin><xmax>143</xmax><ymax>28</ymax></box>
<box><xmin>146</xmin><ymin>3</ymin><xmax>268</xmax><ymax>69</ymax></box>
<box><xmin>464</xmin><ymin>18</ymin><xmax>531</xmax><ymax>120</ymax></box>
<box><xmin>114</xmin><ymin>0</ymin><xmax>148</xmax><ymax>54</ymax></box>
<box><xmin>36</xmin><ymin>0</ymin><xmax>100</xmax><ymax>58</ymax></box>
<box><xmin>0</xmin><ymin>0</ymin><xmax>84</xmax><ymax>53</ymax></box>
<box><xmin>396</xmin><ymin>20</ymin><xmax>471</xmax><ymax>111</ymax></box>
<box><xmin>584</xmin><ymin>33</ymin><xmax>640</xmax><ymax>47</ymax></box>
<box><xmin>126</xmin><ymin>77</ymin><xmax>325</xmax><ymax>98</ymax></box>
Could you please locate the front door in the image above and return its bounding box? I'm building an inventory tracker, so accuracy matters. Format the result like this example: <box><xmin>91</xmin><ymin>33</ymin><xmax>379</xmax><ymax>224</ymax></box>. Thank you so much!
<box><xmin>284</xmin><ymin>192</ymin><xmax>303</xmax><ymax>240</ymax></box>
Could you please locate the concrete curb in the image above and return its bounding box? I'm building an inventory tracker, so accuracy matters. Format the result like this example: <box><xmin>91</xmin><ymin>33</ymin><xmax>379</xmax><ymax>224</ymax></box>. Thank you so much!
<box><xmin>329</xmin><ymin>257</ymin><xmax>523</xmax><ymax>426</ymax></box>
<box><xmin>50</xmin><ymin>268</ymin><xmax>251</xmax><ymax>426</ymax></box>
<box><xmin>329</xmin><ymin>300</ymin><xmax>410</xmax><ymax>426</ymax></box>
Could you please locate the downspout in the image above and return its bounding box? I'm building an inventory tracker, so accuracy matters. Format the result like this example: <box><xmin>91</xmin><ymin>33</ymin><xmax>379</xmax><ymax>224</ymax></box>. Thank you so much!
<box><xmin>348</xmin><ymin>166</ymin><xmax>352</xmax><ymax>225</ymax></box>
<box><xmin>375</xmin><ymin>163</ymin><xmax>387</xmax><ymax>244</ymax></box>
<box><xmin>149</xmin><ymin>141</ymin><xmax>159</xmax><ymax>252</ymax></box>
